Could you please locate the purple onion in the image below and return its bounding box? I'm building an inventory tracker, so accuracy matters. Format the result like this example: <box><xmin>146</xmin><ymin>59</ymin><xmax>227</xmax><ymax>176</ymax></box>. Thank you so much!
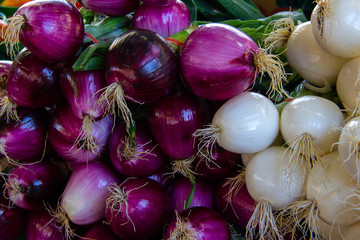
<box><xmin>7</xmin><ymin>0</ymin><xmax>84</xmax><ymax>63</ymax></box>
<box><xmin>6</xmin><ymin>48</ymin><xmax>63</xmax><ymax>108</ymax></box>
<box><xmin>0</xmin><ymin>109</ymin><xmax>48</xmax><ymax>162</ymax></box>
<box><xmin>0</xmin><ymin>193</ymin><xmax>27</xmax><ymax>240</ymax></box>
<box><xmin>0</xmin><ymin>60</ymin><xmax>12</xmax><ymax>98</ymax></box>
<box><xmin>168</xmin><ymin>176</ymin><xmax>213</xmax><ymax>213</ymax></box>
<box><xmin>79</xmin><ymin>0</ymin><xmax>140</xmax><ymax>17</ymax></box>
<box><xmin>79</xmin><ymin>221</ymin><xmax>119</xmax><ymax>240</ymax></box>
<box><xmin>141</xmin><ymin>0</ymin><xmax>175</xmax><ymax>6</ymax></box>
<box><xmin>61</xmin><ymin>162</ymin><xmax>121</xmax><ymax>226</ymax></box>
<box><xmin>147</xmin><ymin>89</ymin><xmax>209</xmax><ymax>159</ymax></box>
<box><xmin>105</xmin><ymin>177</ymin><xmax>172</xmax><ymax>239</ymax></box>
<box><xmin>164</xmin><ymin>206</ymin><xmax>231</xmax><ymax>240</ymax></box>
<box><xmin>133</xmin><ymin>0</ymin><xmax>190</xmax><ymax>38</ymax></box>
<box><xmin>180</xmin><ymin>23</ymin><xmax>260</xmax><ymax>100</ymax></box>
<box><xmin>26</xmin><ymin>208</ymin><xmax>67</xmax><ymax>240</ymax></box>
<box><xmin>6</xmin><ymin>159</ymin><xmax>65</xmax><ymax>210</ymax></box>
<box><xmin>108</xmin><ymin>119</ymin><xmax>168</xmax><ymax>177</ymax></box>
<box><xmin>148</xmin><ymin>162</ymin><xmax>174</xmax><ymax>190</ymax></box>
<box><xmin>48</xmin><ymin>103</ymin><xmax>113</xmax><ymax>168</ymax></box>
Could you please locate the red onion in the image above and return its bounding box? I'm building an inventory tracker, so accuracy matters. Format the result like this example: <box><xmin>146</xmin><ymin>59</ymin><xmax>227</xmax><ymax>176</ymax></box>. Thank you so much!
<box><xmin>79</xmin><ymin>221</ymin><xmax>119</xmax><ymax>240</ymax></box>
<box><xmin>148</xmin><ymin>162</ymin><xmax>174</xmax><ymax>190</ymax></box>
<box><xmin>164</xmin><ymin>206</ymin><xmax>231</xmax><ymax>240</ymax></box>
<box><xmin>60</xmin><ymin>162</ymin><xmax>121</xmax><ymax>227</ymax></box>
<box><xmin>0</xmin><ymin>194</ymin><xmax>27</xmax><ymax>240</ymax></box>
<box><xmin>0</xmin><ymin>60</ymin><xmax>13</xmax><ymax>122</ymax></box>
<box><xmin>141</xmin><ymin>0</ymin><xmax>175</xmax><ymax>6</ymax></box>
<box><xmin>79</xmin><ymin>0</ymin><xmax>140</xmax><ymax>17</ymax></box>
<box><xmin>4</xmin><ymin>0</ymin><xmax>84</xmax><ymax>63</ymax></box>
<box><xmin>100</xmin><ymin>28</ymin><xmax>178</xmax><ymax>129</ymax></box>
<box><xmin>105</xmin><ymin>177</ymin><xmax>172</xmax><ymax>239</ymax></box>
<box><xmin>0</xmin><ymin>108</ymin><xmax>48</xmax><ymax>163</ymax></box>
<box><xmin>213</xmin><ymin>171</ymin><xmax>256</xmax><ymax>229</ymax></box>
<box><xmin>147</xmin><ymin>89</ymin><xmax>209</xmax><ymax>159</ymax></box>
<box><xmin>180</xmin><ymin>23</ymin><xmax>287</xmax><ymax>100</ymax></box>
<box><xmin>108</xmin><ymin>119</ymin><xmax>167</xmax><ymax>177</ymax></box>
<box><xmin>6</xmin><ymin>159</ymin><xmax>65</xmax><ymax>210</ymax></box>
<box><xmin>6</xmin><ymin>48</ymin><xmax>63</xmax><ymax>109</ymax></box>
<box><xmin>26</xmin><ymin>208</ymin><xmax>67</xmax><ymax>240</ymax></box>
<box><xmin>133</xmin><ymin>0</ymin><xmax>190</xmax><ymax>38</ymax></box>
<box><xmin>48</xmin><ymin>103</ymin><xmax>113</xmax><ymax>168</ymax></box>
<box><xmin>168</xmin><ymin>176</ymin><xmax>214</xmax><ymax>213</ymax></box>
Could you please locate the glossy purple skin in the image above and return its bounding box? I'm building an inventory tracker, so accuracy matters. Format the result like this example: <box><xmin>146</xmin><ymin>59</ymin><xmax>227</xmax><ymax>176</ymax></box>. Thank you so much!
<box><xmin>164</xmin><ymin>206</ymin><xmax>231</xmax><ymax>240</ymax></box>
<box><xmin>48</xmin><ymin>103</ymin><xmax>114</xmax><ymax>168</ymax></box>
<box><xmin>0</xmin><ymin>194</ymin><xmax>27</xmax><ymax>240</ymax></box>
<box><xmin>148</xmin><ymin>162</ymin><xmax>173</xmax><ymax>190</ymax></box>
<box><xmin>147</xmin><ymin>90</ymin><xmax>209</xmax><ymax>159</ymax></box>
<box><xmin>16</xmin><ymin>0</ymin><xmax>84</xmax><ymax>63</ymax></box>
<box><xmin>133</xmin><ymin>0</ymin><xmax>190</xmax><ymax>38</ymax></box>
<box><xmin>106</xmin><ymin>29</ymin><xmax>178</xmax><ymax>103</ymax></box>
<box><xmin>6</xmin><ymin>160</ymin><xmax>64</xmax><ymax>210</ymax></box>
<box><xmin>7</xmin><ymin>49</ymin><xmax>62</xmax><ymax>108</ymax></box>
<box><xmin>180</xmin><ymin>23</ymin><xmax>259</xmax><ymax>100</ymax></box>
<box><xmin>105</xmin><ymin>177</ymin><xmax>172</xmax><ymax>240</ymax></box>
<box><xmin>141</xmin><ymin>0</ymin><xmax>175</xmax><ymax>6</ymax></box>
<box><xmin>80</xmin><ymin>0</ymin><xmax>139</xmax><ymax>17</ymax></box>
<box><xmin>61</xmin><ymin>162</ymin><xmax>121</xmax><ymax>225</ymax></box>
<box><xmin>214</xmin><ymin>172</ymin><xmax>256</xmax><ymax>229</ymax></box>
<box><xmin>26</xmin><ymin>208</ymin><xmax>66</xmax><ymax>240</ymax></box>
<box><xmin>167</xmin><ymin>176</ymin><xmax>213</xmax><ymax>213</ymax></box>
<box><xmin>60</xmin><ymin>63</ymin><xmax>107</xmax><ymax>121</ymax></box>
<box><xmin>0</xmin><ymin>109</ymin><xmax>48</xmax><ymax>161</ymax></box>
<box><xmin>108</xmin><ymin>121</ymin><xmax>167</xmax><ymax>177</ymax></box>
<box><xmin>80</xmin><ymin>221</ymin><xmax>119</xmax><ymax>240</ymax></box>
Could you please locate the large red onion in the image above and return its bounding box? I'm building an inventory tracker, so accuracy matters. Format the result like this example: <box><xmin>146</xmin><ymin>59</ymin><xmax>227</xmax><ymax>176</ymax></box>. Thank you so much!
<box><xmin>180</xmin><ymin>23</ymin><xmax>286</xmax><ymax>100</ymax></box>
<box><xmin>105</xmin><ymin>177</ymin><xmax>172</xmax><ymax>239</ymax></box>
<box><xmin>133</xmin><ymin>0</ymin><xmax>190</xmax><ymax>38</ymax></box>
<box><xmin>147</xmin><ymin>89</ymin><xmax>209</xmax><ymax>159</ymax></box>
<box><xmin>4</xmin><ymin>0</ymin><xmax>84</xmax><ymax>63</ymax></box>
<box><xmin>79</xmin><ymin>0</ymin><xmax>140</xmax><ymax>17</ymax></box>
<box><xmin>164</xmin><ymin>206</ymin><xmax>231</xmax><ymax>240</ymax></box>
<box><xmin>108</xmin><ymin>119</ymin><xmax>168</xmax><ymax>177</ymax></box>
<box><xmin>6</xmin><ymin>159</ymin><xmax>65</xmax><ymax>210</ymax></box>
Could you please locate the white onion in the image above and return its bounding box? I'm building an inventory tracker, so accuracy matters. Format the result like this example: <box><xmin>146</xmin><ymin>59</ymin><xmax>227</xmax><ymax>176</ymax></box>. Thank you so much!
<box><xmin>343</xmin><ymin>221</ymin><xmax>360</xmax><ymax>240</ymax></box>
<box><xmin>310</xmin><ymin>0</ymin><xmax>360</xmax><ymax>59</ymax></box>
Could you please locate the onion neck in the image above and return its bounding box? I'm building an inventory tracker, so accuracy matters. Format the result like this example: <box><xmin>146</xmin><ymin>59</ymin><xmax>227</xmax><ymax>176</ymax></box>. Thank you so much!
<box><xmin>169</xmin><ymin>214</ymin><xmax>201</xmax><ymax>240</ymax></box>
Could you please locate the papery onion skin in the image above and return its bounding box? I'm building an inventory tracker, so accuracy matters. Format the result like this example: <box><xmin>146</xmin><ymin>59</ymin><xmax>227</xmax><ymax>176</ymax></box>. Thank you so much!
<box><xmin>167</xmin><ymin>176</ymin><xmax>214</xmax><ymax>213</ymax></box>
<box><xmin>26</xmin><ymin>208</ymin><xmax>66</xmax><ymax>240</ymax></box>
<box><xmin>15</xmin><ymin>0</ymin><xmax>84</xmax><ymax>63</ymax></box>
<box><xmin>105</xmin><ymin>177</ymin><xmax>172</xmax><ymax>240</ymax></box>
<box><xmin>6</xmin><ymin>160</ymin><xmax>65</xmax><ymax>210</ymax></box>
<box><xmin>108</xmin><ymin>120</ymin><xmax>167</xmax><ymax>177</ymax></box>
<box><xmin>133</xmin><ymin>0</ymin><xmax>190</xmax><ymax>38</ymax></box>
<box><xmin>147</xmin><ymin>90</ymin><xmax>209</xmax><ymax>159</ymax></box>
<box><xmin>180</xmin><ymin>23</ymin><xmax>258</xmax><ymax>100</ymax></box>
<box><xmin>7</xmin><ymin>48</ymin><xmax>63</xmax><ymax>108</ymax></box>
<box><xmin>79</xmin><ymin>0</ymin><xmax>140</xmax><ymax>17</ymax></box>
<box><xmin>164</xmin><ymin>206</ymin><xmax>231</xmax><ymax>240</ymax></box>
<box><xmin>0</xmin><ymin>194</ymin><xmax>27</xmax><ymax>240</ymax></box>
<box><xmin>61</xmin><ymin>162</ymin><xmax>121</xmax><ymax>225</ymax></box>
<box><xmin>106</xmin><ymin>28</ymin><xmax>179</xmax><ymax>103</ymax></box>
<box><xmin>0</xmin><ymin>109</ymin><xmax>48</xmax><ymax>162</ymax></box>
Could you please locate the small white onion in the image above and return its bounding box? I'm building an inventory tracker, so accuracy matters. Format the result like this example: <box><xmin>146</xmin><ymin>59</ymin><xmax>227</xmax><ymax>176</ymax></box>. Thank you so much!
<box><xmin>343</xmin><ymin>221</ymin><xmax>360</xmax><ymax>240</ymax></box>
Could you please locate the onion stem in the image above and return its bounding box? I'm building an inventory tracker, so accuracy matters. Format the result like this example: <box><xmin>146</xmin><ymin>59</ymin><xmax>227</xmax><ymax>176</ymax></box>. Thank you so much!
<box><xmin>0</xmin><ymin>96</ymin><xmax>19</xmax><ymax>123</ymax></box>
<box><xmin>3</xmin><ymin>14</ymin><xmax>24</xmax><ymax>60</ymax></box>
<box><xmin>168</xmin><ymin>212</ymin><xmax>202</xmax><ymax>240</ymax></box>
<box><xmin>263</xmin><ymin>17</ymin><xmax>295</xmax><ymax>53</ymax></box>
<box><xmin>184</xmin><ymin>179</ymin><xmax>196</xmax><ymax>210</ymax></box>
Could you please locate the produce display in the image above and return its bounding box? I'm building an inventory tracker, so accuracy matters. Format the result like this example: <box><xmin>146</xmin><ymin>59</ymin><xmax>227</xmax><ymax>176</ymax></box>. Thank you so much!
<box><xmin>0</xmin><ymin>0</ymin><xmax>360</xmax><ymax>239</ymax></box>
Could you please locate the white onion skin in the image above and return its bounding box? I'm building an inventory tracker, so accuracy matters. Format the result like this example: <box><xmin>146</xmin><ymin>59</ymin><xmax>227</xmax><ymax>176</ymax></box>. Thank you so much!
<box><xmin>286</xmin><ymin>21</ymin><xmax>348</xmax><ymax>90</ymax></box>
<box><xmin>245</xmin><ymin>146</ymin><xmax>306</xmax><ymax>210</ymax></box>
<box><xmin>343</xmin><ymin>221</ymin><xmax>360</xmax><ymax>240</ymax></box>
<box><xmin>311</xmin><ymin>0</ymin><xmax>360</xmax><ymax>59</ymax></box>
<box><xmin>306</xmin><ymin>151</ymin><xmax>360</xmax><ymax>226</ymax></box>
<box><xmin>280</xmin><ymin>95</ymin><xmax>344</xmax><ymax>156</ymax></box>
<box><xmin>213</xmin><ymin>91</ymin><xmax>279</xmax><ymax>154</ymax></box>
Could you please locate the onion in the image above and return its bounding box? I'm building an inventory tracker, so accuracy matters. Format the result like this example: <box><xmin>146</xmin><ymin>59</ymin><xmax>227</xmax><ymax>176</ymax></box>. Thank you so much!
<box><xmin>105</xmin><ymin>177</ymin><xmax>172</xmax><ymax>239</ymax></box>
<box><xmin>0</xmin><ymin>193</ymin><xmax>27</xmax><ymax>240</ymax></box>
<box><xmin>167</xmin><ymin>176</ymin><xmax>213</xmax><ymax>213</ymax></box>
<box><xmin>48</xmin><ymin>103</ymin><xmax>113</xmax><ymax>168</ymax></box>
<box><xmin>164</xmin><ymin>206</ymin><xmax>231</xmax><ymax>240</ymax></box>
<box><xmin>6</xmin><ymin>159</ymin><xmax>65</xmax><ymax>210</ymax></box>
<box><xmin>4</xmin><ymin>0</ymin><xmax>84</xmax><ymax>63</ymax></box>
<box><xmin>180</xmin><ymin>23</ymin><xmax>287</xmax><ymax>101</ymax></box>
<box><xmin>148</xmin><ymin>89</ymin><xmax>209</xmax><ymax>160</ymax></box>
<box><xmin>99</xmin><ymin>28</ymin><xmax>178</xmax><ymax>130</ymax></box>
<box><xmin>310</xmin><ymin>0</ymin><xmax>360</xmax><ymax>59</ymax></box>
<box><xmin>148</xmin><ymin>161</ymin><xmax>174</xmax><ymax>189</ymax></box>
<box><xmin>343</xmin><ymin>221</ymin><xmax>360</xmax><ymax>240</ymax></box>
<box><xmin>79</xmin><ymin>0</ymin><xmax>140</xmax><ymax>17</ymax></box>
<box><xmin>108</xmin><ymin>119</ymin><xmax>168</xmax><ymax>177</ymax></box>
<box><xmin>133</xmin><ymin>0</ymin><xmax>190</xmax><ymax>38</ymax></box>
<box><xmin>79</xmin><ymin>221</ymin><xmax>119</xmax><ymax>240</ymax></box>
<box><xmin>0</xmin><ymin>60</ymin><xmax>14</xmax><ymax>122</ymax></box>
<box><xmin>142</xmin><ymin>0</ymin><xmax>175</xmax><ymax>5</ymax></box>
